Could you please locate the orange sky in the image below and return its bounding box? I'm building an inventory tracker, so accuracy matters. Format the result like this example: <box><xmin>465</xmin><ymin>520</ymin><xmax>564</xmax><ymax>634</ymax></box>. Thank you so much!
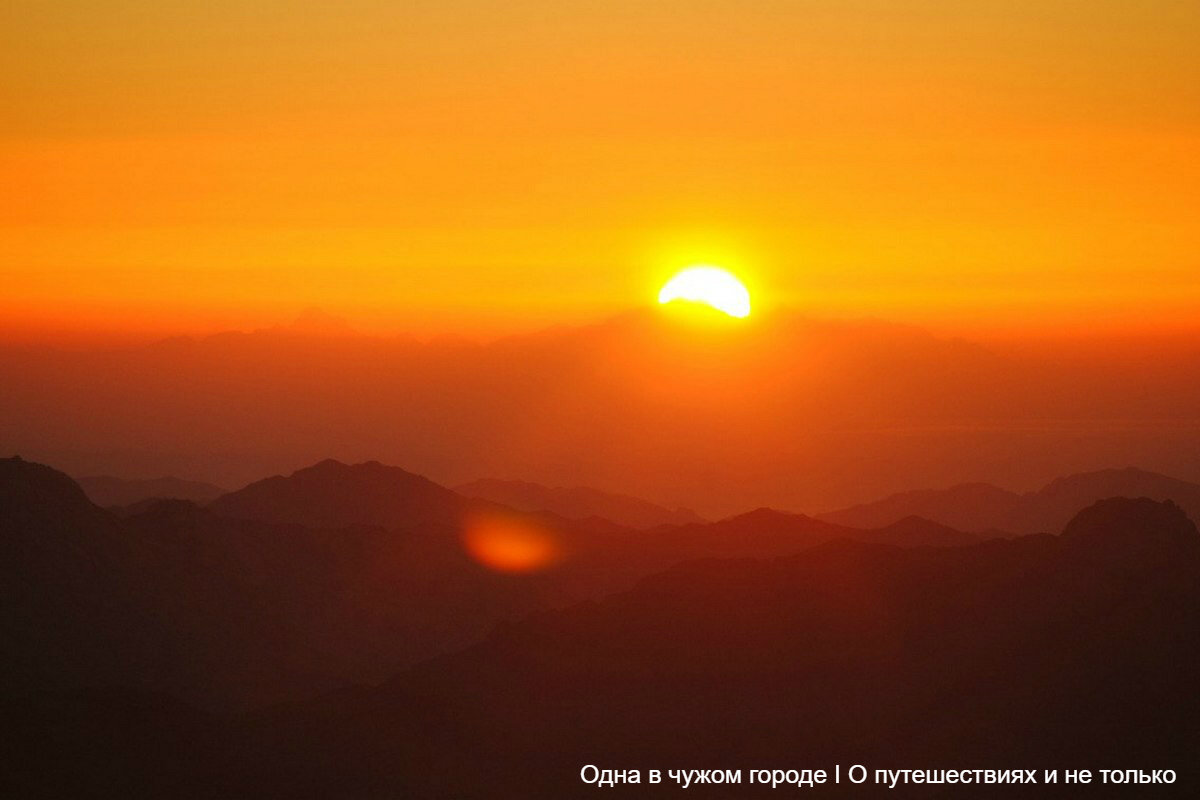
<box><xmin>3</xmin><ymin>1</ymin><xmax>1199</xmax><ymax>340</ymax></box>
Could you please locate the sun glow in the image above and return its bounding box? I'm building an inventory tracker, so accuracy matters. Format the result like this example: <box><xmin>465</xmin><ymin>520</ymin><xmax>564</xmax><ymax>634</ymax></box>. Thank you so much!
<box><xmin>461</xmin><ymin>512</ymin><xmax>563</xmax><ymax>573</ymax></box>
<box><xmin>658</xmin><ymin>266</ymin><xmax>751</xmax><ymax>318</ymax></box>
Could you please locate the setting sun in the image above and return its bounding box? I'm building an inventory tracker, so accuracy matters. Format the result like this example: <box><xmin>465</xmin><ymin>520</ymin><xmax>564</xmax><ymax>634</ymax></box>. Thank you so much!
<box><xmin>658</xmin><ymin>267</ymin><xmax>751</xmax><ymax>319</ymax></box>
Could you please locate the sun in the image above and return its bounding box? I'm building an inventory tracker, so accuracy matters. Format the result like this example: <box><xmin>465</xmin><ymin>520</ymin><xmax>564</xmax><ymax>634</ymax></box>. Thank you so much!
<box><xmin>658</xmin><ymin>266</ymin><xmax>751</xmax><ymax>318</ymax></box>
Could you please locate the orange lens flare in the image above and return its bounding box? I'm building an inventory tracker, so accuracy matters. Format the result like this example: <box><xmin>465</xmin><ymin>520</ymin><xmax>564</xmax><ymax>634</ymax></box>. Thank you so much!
<box><xmin>461</xmin><ymin>513</ymin><xmax>563</xmax><ymax>573</ymax></box>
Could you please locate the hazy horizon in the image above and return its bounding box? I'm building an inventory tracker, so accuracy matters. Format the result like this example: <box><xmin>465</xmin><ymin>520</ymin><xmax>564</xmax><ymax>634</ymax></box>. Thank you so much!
<box><xmin>7</xmin><ymin>302</ymin><xmax>1200</xmax><ymax>517</ymax></box>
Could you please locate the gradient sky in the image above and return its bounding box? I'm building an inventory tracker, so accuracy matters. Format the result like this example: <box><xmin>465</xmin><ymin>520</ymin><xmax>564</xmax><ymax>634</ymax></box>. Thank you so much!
<box><xmin>4</xmin><ymin>1</ymin><xmax>1199</xmax><ymax>338</ymax></box>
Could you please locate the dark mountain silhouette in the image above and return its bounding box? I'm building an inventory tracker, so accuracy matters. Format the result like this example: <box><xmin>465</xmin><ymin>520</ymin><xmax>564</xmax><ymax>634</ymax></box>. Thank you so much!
<box><xmin>821</xmin><ymin>466</ymin><xmax>1200</xmax><ymax>534</ymax></box>
<box><xmin>1060</xmin><ymin>495</ymin><xmax>1198</xmax><ymax>569</ymax></box>
<box><xmin>2</xmin><ymin>455</ymin><xmax>113</xmax><ymax>534</ymax></box>
<box><xmin>1</xmin><ymin>457</ymin><xmax>164</xmax><ymax>698</ymax></box>
<box><xmin>208</xmin><ymin>459</ymin><xmax>468</xmax><ymax>529</ymax></box>
<box><xmin>455</xmin><ymin>477</ymin><xmax>704</xmax><ymax>528</ymax></box>
<box><xmin>77</xmin><ymin>474</ymin><xmax>227</xmax><ymax>507</ymax></box>
<box><xmin>221</xmin><ymin>497</ymin><xmax>1200</xmax><ymax>797</ymax></box>
<box><xmin>1014</xmin><ymin>467</ymin><xmax>1200</xmax><ymax>534</ymax></box>
<box><xmin>5</xmin><ymin>496</ymin><xmax>1193</xmax><ymax>797</ymax></box>
<box><xmin>1</xmin><ymin>457</ymin><xmax>981</xmax><ymax>713</ymax></box>
<box><xmin>2</xmin><ymin>457</ymin><xmax>530</xmax><ymax>708</ymax></box>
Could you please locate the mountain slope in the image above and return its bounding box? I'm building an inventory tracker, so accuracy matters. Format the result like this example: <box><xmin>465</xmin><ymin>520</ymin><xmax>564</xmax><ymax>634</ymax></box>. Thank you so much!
<box><xmin>1</xmin><ymin>457</ymin><xmax>161</xmax><ymax>697</ymax></box>
<box><xmin>77</xmin><ymin>474</ymin><xmax>227</xmax><ymax>507</ymax></box>
<box><xmin>2</xmin><ymin>456</ymin><xmax>114</xmax><ymax>536</ymax></box>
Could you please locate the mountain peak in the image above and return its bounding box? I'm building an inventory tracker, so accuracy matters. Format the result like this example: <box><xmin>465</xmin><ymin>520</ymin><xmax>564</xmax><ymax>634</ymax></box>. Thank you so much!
<box><xmin>821</xmin><ymin>466</ymin><xmax>1200</xmax><ymax>536</ymax></box>
<box><xmin>0</xmin><ymin>457</ymin><xmax>119</xmax><ymax>550</ymax></box>
<box><xmin>723</xmin><ymin>507</ymin><xmax>808</xmax><ymax>525</ymax></box>
<box><xmin>1061</xmin><ymin>497</ymin><xmax>1198</xmax><ymax>570</ymax></box>
<box><xmin>301</xmin><ymin>458</ymin><xmax>351</xmax><ymax>472</ymax></box>
<box><xmin>1</xmin><ymin>456</ymin><xmax>100</xmax><ymax>521</ymax></box>
<box><xmin>209</xmin><ymin>458</ymin><xmax>463</xmax><ymax>529</ymax></box>
<box><xmin>1062</xmin><ymin>496</ymin><xmax>1196</xmax><ymax>542</ymax></box>
<box><xmin>1038</xmin><ymin>466</ymin><xmax>1185</xmax><ymax>497</ymax></box>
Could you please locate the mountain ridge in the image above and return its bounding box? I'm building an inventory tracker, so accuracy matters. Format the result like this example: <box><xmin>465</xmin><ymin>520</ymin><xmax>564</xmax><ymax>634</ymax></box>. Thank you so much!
<box><xmin>137</xmin><ymin>496</ymin><xmax>1199</xmax><ymax>797</ymax></box>
<box><xmin>2</xmin><ymin>456</ymin><xmax>985</xmax><ymax>712</ymax></box>
<box><xmin>820</xmin><ymin>466</ymin><xmax>1200</xmax><ymax>534</ymax></box>
<box><xmin>455</xmin><ymin>477</ymin><xmax>703</xmax><ymax>529</ymax></box>
<box><xmin>208</xmin><ymin>459</ymin><xmax>468</xmax><ymax>529</ymax></box>
<box><xmin>3</xmin><ymin>456</ymin><xmax>1197</xmax><ymax>796</ymax></box>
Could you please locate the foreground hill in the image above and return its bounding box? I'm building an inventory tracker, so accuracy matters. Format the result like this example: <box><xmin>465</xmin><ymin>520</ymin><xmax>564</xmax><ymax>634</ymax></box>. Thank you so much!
<box><xmin>0</xmin><ymin>457</ymin><xmax>979</xmax><ymax>712</ymax></box>
<box><xmin>455</xmin><ymin>477</ymin><xmax>704</xmax><ymax>528</ymax></box>
<box><xmin>3</xmin><ymin>457</ymin><xmax>542</xmax><ymax>708</ymax></box>
<box><xmin>5</xmin><ymin>497</ymin><xmax>1194</xmax><ymax>797</ymax></box>
<box><xmin>821</xmin><ymin>466</ymin><xmax>1200</xmax><ymax>534</ymax></box>
<box><xmin>217</xmin><ymin>497</ymin><xmax>1200</xmax><ymax>798</ymax></box>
